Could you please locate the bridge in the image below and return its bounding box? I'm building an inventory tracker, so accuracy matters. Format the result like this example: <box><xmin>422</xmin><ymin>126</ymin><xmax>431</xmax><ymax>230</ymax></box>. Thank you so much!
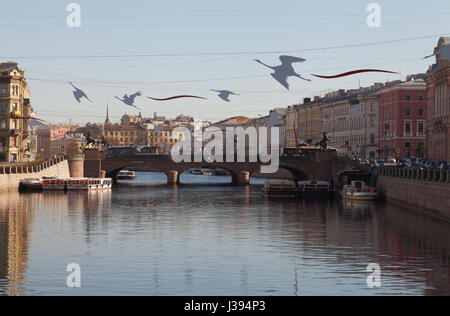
<box><xmin>85</xmin><ymin>150</ymin><xmax>349</xmax><ymax>185</ymax></box>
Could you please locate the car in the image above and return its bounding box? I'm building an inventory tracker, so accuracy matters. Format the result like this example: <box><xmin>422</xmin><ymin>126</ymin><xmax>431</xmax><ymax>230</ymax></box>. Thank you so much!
<box><xmin>376</xmin><ymin>160</ymin><xmax>385</xmax><ymax>167</ymax></box>
<box><xmin>423</xmin><ymin>161</ymin><xmax>437</xmax><ymax>169</ymax></box>
<box><xmin>437</xmin><ymin>161</ymin><xmax>449</xmax><ymax>169</ymax></box>
<box><xmin>406</xmin><ymin>163</ymin><xmax>423</xmax><ymax>170</ymax></box>
<box><xmin>397</xmin><ymin>159</ymin><xmax>408</xmax><ymax>168</ymax></box>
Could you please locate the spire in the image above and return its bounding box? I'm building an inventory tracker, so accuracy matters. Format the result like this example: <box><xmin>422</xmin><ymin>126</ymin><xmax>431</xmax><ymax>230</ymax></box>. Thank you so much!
<box><xmin>105</xmin><ymin>103</ymin><xmax>110</xmax><ymax>125</ymax></box>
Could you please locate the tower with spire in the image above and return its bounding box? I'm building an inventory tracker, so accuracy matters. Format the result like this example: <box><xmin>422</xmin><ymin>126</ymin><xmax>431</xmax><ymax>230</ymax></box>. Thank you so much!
<box><xmin>105</xmin><ymin>103</ymin><xmax>111</xmax><ymax>125</ymax></box>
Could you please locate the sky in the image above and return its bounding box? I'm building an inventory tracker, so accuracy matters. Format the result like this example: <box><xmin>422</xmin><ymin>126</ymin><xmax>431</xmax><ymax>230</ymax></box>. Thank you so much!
<box><xmin>1</xmin><ymin>0</ymin><xmax>449</xmax><ymax>125</ymax></box>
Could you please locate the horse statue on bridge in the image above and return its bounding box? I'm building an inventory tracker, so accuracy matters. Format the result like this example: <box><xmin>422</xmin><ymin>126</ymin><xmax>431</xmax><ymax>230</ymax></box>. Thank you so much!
<box><xmin>315</xmin><ymin>133</ymin><xmax>330</xmax><ymax>151</ymax></box>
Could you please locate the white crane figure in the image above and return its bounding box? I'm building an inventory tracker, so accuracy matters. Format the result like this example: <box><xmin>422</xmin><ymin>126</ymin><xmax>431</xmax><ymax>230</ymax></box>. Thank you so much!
<box><xmin>69</xmin><ymin>82</ymin><xmax>92</xmax><ymax>103</ymax></box>
<box><xmin>254</xmin><ymin>55</ymin><xmax>311</xmax><ymax>90</ymax></box>
<box><xmin>115</xmin><ymin>91</ymin><xmax>143</xmax><ymax>111</ymax></box>
<box><xmin>211</xmin><ymin>89</ymin><xmax>239</xmax><ymax>102</ymax></box>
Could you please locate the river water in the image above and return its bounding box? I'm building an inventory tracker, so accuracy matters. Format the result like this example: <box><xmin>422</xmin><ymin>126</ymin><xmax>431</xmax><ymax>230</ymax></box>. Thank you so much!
<box><xmin>0</xmin><ymin>172</ymin><xmax>449</xmax><ymax>296</ymax></box>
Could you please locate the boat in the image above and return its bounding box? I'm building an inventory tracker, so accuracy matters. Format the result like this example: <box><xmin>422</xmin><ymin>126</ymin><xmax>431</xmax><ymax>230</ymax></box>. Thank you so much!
<box><xmin>202</xmin><ymin>170</ymin><xmax>215</xmax><ymax>177</ymax></box>
<box><xmin>341</xmin><ymin>180</ymin><xmax>378</xmax><ymax>201</ymax></box>
<box><xmin>41</xmin><ymin>177</ymin><xmax>113</xmax><ymax>191</ymax></box>
<box><xmin>117</xmin><ymin>170</ymin><xmax>136</xmax><ymax>181</ymax></box>
<box><xmin>202</xmin><ymin>169</ymin><xmax>227</xmax><ymax>177</ymax></box>
<box><xmin>19</xmin><ymin>178</ymin><xmax>43</xmax><ymax>192</ymax></box>
<box><xmin>190</xmin><ymin>169</ymin><xmax>203</xmax><ymax>175</ymax></box>
<box><xmin>335</xmin><ymin>167</ymin><xmax>372</xmax><ymax>194</ymax></box>
<box><xmin>263</xmin><ymin>180</ymin><xmax>297</xmax><ymax>198</ymax></box>
<box><xmin>298</xmin><ymin>180</ymin><xmax>333</xmax><ymax>200</ymax></box>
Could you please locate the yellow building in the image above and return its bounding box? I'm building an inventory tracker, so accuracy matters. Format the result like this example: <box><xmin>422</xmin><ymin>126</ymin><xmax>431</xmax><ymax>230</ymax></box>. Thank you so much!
<box><xmin>0</xmin><ymin>62</ymin><xmax>32</xmax><ymax>163</ymax></box>
<box><xmin>104</xmin><ymin>124</ymin><xmax>148</xmax><ymax>147</ymax></box>
<box><xmin>285</xmin><ymin>98</ymin><xmax>322</xmax><ymax>148</ymax></box>
<box><xmin>148</xmin><ymin>126</ymin><xmax>185</xmax><ymax>153</ymax></box>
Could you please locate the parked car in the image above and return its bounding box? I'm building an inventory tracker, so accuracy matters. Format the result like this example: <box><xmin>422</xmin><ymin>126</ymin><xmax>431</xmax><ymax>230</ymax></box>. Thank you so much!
<box><xmin>376</xmin><ymin>160</ymin><xmax>385</xmax><ymax>167</ymax></box>
<box><xmin>437</xmin><ymin>161</ymin><xmax>449</xmax><ymax>169</ymax></box>
<box><xmin>397</xmin><ymin>159</ymin><xmax>408</xmax><ymax>168</ymax></box>
<box><xmin>423</xmin><ymin>161</ymin><xmax>437</xmax><ymax>169</ymax></box>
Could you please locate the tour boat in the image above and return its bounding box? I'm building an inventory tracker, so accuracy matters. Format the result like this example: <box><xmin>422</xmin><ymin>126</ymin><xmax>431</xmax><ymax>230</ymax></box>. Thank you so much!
<box><xmin>263</xmin><ymin>180</ymin><xmax>297</xmax><ymax>198</ymax></box>
<box><xmin>341</xmin><ymin>180</ymin><xmax>378</xmax><ymax>201</ymax></box>
<box><xmin>19</xmin><ymin>178</ymin><xmax>43</xmax><ymax>192</ymax></box>
<box><xmin>41</xmin><ymin>178</ymin><xmax>113</xmax><ymax>191</ymax></box>
<box><xmin>190</xmin><ymin>169</ymin><xmax>203</xmax><ymax>176</ymax></box>
<box><xmin>298</xmin><ymin>180</ymin><xmax>333</xmax><ymax>200</ymax></box>
<box><xmin>117</xmin><ymin>170</ymin><xmax>136</xmax><ymax>181</ymax></box>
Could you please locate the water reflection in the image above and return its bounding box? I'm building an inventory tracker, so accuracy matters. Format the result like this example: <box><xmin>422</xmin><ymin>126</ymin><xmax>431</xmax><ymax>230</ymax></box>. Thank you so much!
<box><xmin>0</xmin><ymin>172</ymin><xmax>449</xmax><ymax>295</ymax></box>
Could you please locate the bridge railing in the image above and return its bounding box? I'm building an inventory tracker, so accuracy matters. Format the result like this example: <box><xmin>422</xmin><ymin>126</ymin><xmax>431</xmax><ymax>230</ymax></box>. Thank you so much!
<box><xmin>106</xmin><ymin>153</ymin><xmax>313</xmax><ymax>163</ymax></box>
<box><xmin>0</xmin><ymin>156</ymin><xmax>67</xmax><ymax>176</ymax></box>
<box><xmin>379</xmin><ymin>166</ymin><xmax>450</xmax><ymax>184</ymax></box>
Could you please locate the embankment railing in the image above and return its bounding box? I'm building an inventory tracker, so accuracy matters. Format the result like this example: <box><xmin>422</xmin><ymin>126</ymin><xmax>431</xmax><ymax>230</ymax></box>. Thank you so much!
<box><xmin>379</xmin><ymin>166</ymin><xmax>450</xmax><ymax>184</ymax></box>
<box><xmin>0</xmin><ymin>156</ymin><xmax>67</xmax><ymax>176</ymax></box>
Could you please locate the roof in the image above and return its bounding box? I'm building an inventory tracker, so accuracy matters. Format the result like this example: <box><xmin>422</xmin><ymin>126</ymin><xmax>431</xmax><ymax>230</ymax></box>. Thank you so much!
<box><xmin>0</xmin><ymin>62</ymin><xmax>19</xmax><ymax>71</ymax></box>
<box><xmin>214</xmin><ymin>116</ymin><xmax>249</xmax><ymax>126</ymax></box>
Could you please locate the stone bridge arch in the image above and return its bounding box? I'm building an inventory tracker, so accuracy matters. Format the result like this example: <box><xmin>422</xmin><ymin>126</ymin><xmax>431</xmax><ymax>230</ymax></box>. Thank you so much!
<box><xmin>277</xmin><ymin>165</ymin><xmax>310</xmax><ymax>182</ymax></box>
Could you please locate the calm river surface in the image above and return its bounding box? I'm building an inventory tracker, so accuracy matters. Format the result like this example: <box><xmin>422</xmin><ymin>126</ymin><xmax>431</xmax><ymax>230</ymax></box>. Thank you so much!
<box><xmin>0</xmin><ymin>172</ymin><xmax>449</xmax><ymax>296</ymax></box>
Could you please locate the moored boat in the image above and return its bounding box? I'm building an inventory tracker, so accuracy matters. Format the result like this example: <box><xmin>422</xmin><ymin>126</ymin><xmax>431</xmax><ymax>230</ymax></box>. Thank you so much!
<box><xmin>41</xmin><ymin>178</ymin><xmax>113</xmax><ymax>191</ymax></box>
<box><xmin>190</xmin><ymin>169</ymin><xmax>203</xmax><ymax>175</ymax></box>
<box><xmin>298</xmin><ymin>180</ymin><xmax>333</xmax><ymax>200</ymax></box>
<box><xmin>19</xmin><ymin>178</ymin><xmax>43</xmax><ymax>192</ymax></box>
<box><xmin>263</xmin><ymin>180</ymin><xmax>297</xmax><ymax>198</ymax></box>
<box><xmin>117</xmin><ymin>170</ymin><xmax>136</xmax><ymax>181</ymax></box>
<box><xmin>341</xmin><ymin>180</ymin><xmax>378</xmax><ymax>201</ymax></box>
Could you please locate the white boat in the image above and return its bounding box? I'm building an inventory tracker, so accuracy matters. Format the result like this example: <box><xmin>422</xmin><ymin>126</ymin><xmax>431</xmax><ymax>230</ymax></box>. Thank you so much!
<box><xmin>341</xmin><ymin>180</ymin><xmax>378</xmax><ymax>201</ymax></box>
<box><xmin>264</xmin><ymin>180</ymin><xmax>297</xmax><ymax>198</ymax></box>
<box><xmin>117</xmin><ymin>170</ymin><xmax>136</xmax><ymax>181</ymax></box>
<box><xmin>190</xmin><ymin>169</ymin><xmax>203</xmax><ymax>175</ymax></box>
<box><xmin>42</xmin><ymin>177</ymin><xmax>113</xmax><ymax>191</ymax></box>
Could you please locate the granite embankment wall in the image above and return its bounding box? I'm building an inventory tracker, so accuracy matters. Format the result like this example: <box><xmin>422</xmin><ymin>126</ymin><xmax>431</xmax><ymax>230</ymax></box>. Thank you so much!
<box><xmin>0</xmin><ymin>157</ymin><xmax>70</xmax><ymax>191</ymax></box>
<box><xmin>377</xmin><ymin>167</ymin><xmax>450</xmax><ymax>220</ymax></box>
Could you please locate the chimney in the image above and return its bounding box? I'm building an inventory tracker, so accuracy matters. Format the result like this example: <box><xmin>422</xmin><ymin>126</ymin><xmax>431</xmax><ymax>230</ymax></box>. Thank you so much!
<box><xmin>303</xmin><ymin>98</ymin><xmax>311</xmax><ymax>104</ymax></box>
<box><xmin>314</xmin><ymin>96</ymin><xmax>321</xmax><ymax>102</ymax></box>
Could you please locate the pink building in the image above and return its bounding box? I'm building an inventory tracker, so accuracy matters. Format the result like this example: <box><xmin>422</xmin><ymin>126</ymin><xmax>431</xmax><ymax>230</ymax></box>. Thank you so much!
<box><xmin>379</xmin><ymin>79</ymin><xmax>427</xmax><ymax>160</ymax></box>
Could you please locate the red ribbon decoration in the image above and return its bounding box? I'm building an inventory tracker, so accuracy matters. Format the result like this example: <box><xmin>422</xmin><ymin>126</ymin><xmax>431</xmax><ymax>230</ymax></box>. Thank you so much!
<box><xmin>311</xmin><ymin>69</ymin><xmax>398</xmax><ymax>79</ymax></box>
<box><xmin>148</xmin><ymin>95</ymin><xmax>207</xmax><ymax>101</ymax></box>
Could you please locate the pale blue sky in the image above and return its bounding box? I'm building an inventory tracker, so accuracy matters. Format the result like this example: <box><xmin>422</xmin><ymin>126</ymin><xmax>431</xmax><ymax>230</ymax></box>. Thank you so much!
<box><xmin>1</xmin><ymin>0</ymin><xmax>449</xmax><ymax>124</ymax></box>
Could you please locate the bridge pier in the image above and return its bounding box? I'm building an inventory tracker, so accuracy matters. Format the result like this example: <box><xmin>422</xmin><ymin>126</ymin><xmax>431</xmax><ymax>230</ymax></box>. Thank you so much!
<box><xmin>231</xmin><ymin>171</ymin><xmax>251</xmax><ymax>185</ymax></box>
<box><xmin>166</xmin><ymin>171</ymin><xmax>180</xmax><ymax>185</ymax></box>
<box><xmin>239</xmin><ymin>171</ymin><xmax>251</xmax><ymax>185</ymax></box>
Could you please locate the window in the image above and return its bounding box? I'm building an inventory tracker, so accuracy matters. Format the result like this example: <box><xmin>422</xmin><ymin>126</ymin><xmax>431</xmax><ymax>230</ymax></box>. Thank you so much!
<box><xmin>0</xmin><ymin>103</ymin><xmax>6</xmax><ymax>112</ymax></box>
<box><xmin>405</xmin><ymin>122</ymin><xmax>411</xmax><ymax>134</ymax></box>
<box><xmin>418</xmin><ymin>122</ymin><xmax>424</xmax><ymax>134</ymax></box>
<box><xmin>405</xmin><ymin>94</ymin><xmax>411</xmax><ymax>101</ymax></box>
<box><xmin>405</xmin><ymin>108</ymin><xmax>411</xmax><ymax>116</ymax></box>
<box><xmin>0</xmin><ymin>120</ymin><xmax>6</xmax><ymax>129</ymax></box>
<box><xmin>418</xmin><ymin>108</ymin><xmax>424</xmax><ymax>117</ymax></box>
<box><xmin>1</xmin><ymin>85</ymin><xmax>6</xmax><ymax>95</ymax></box>
<box><xmin>370</xmin><ymin>134</ymin><xmax>375</xmax><ymax>145</ymax></box>
<box><xmin>418</xmin><ymin>95</ymin><xmax>424</xmax><ymax>102</ymax></box>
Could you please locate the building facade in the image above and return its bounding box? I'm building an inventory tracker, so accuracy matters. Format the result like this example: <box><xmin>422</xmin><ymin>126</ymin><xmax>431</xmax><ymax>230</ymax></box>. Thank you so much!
<box><xmin>321</xmin><ymin>85</ymin><xmax>382</xmax><ymax>159</ymax></box>
<box><xmin>379</xmin><ymin>79</ymin><xmax>427</xmax><ymax>160</ymax></box>
<box><xmin>0</xmin><ymin>62</ymin><xmax>32</xmax><ymax>163</ymax></box>
<box><xmin>425</xmin><ymin>37</ymin><xmax>450</xmax><ymax>162</ymax></box>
